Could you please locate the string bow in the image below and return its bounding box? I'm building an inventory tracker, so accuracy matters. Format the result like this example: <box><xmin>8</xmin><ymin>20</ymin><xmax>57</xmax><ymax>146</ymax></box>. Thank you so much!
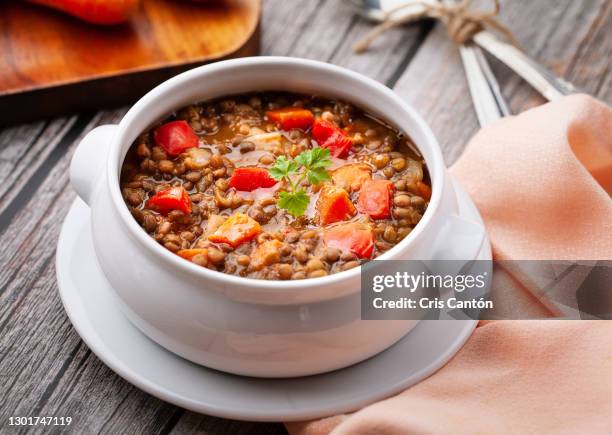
<box><xmin>354</xmin><ymin>0</ymin><xmax>518</xmax><ymax>53</ymax></box>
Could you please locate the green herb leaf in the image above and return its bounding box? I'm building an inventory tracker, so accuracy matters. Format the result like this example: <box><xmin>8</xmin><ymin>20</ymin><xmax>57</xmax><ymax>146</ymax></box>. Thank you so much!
<box><xmin>268</xmin><ymin>156</ymin><xmax>299</xmax><ymax>181</ymax></box>
<box><xmin>309</xmin><ymin>147</ymin><xmax>333</xmax><ymax>169</ymax></box>
<box><xmin>269</xmin><ymin>147</ymin><xmax>332</xmax><ymax>218</ymax></box>
<box><xmin>278</xmin><ymin>190</ymin><xmax>310</xmax><ymax>217</ymax></box>
<box><xmin>294</xmin><ymin>151</ymin><xmax>311</xmax><ymax>168</ymax></box>
<box><xmin>307</xmin><ymin>167</ymin><xmax>331</xmax><ymax>185</ymax></box>
<box><xmin>295</xmin><ymin>147</ymin><xmax>332</xmax><ymax>170</ymax></box>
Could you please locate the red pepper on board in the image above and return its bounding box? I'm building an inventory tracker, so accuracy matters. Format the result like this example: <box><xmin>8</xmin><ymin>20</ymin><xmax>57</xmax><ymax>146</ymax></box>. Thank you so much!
<box><xmin>27</xmin><ymin>0</ymin><xmax>140</xmax><ymax>25</ymax></box>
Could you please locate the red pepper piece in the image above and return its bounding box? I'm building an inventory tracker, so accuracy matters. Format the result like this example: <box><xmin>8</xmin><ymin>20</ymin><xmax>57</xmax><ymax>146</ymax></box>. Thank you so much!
<box><xmin>266</xmin><ymin>107</ymin><xmax>315</xmax><ymax>130</ymax></box>
<box><xmin>154</xmin><ymin>120</ymin><xmax>198</xmax><ymax>156</ymax></box>
<box><xmin>357</xmin><ymin>179</ymin><xmax>395</xmax><ymax>219</ymax></box>
<box><xmin>312</xmin><ymin>119</ymin><xmax>353</xmax><ymax>158</ymax></box>
<box><xmin>27</xmin><ymin>0</ymin><xmax>139</xmax><ymax>25</ymax></box>
<box><xmin>316</xmin><ymin>185</ymin><xmax>356</xmax><ymax>225</ymax></box>
<box><xmin>324</xmin><ymin>223</ymin><xmax>375</xmax><ymax>259</ymax></box>
<box><xmin>229</xmin><ymin>167</ymin><xmax>277</xmax><ymax>191</ymax></box>
<box><xmin>147</xmin><ymin>186</ymin><xmax>192</xmax><ymax>215</ymax></box>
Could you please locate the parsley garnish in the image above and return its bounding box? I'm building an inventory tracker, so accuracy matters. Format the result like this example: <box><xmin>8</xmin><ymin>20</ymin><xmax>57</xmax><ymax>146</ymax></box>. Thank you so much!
<box><xmin>268</xmin><ymin>147</ymin><xmax>332</xmax><ymax>217</ymax></box>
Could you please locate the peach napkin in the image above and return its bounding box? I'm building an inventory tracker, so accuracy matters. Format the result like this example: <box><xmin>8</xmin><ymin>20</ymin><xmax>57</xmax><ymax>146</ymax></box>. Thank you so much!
<box><xmin>287</xmin><ymin>95</ymin><xmax>612</xmax><ymax>434</ymax></box>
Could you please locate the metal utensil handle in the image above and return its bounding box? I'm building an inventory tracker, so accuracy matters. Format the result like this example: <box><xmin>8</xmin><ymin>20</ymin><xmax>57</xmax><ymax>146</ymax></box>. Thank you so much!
<box><xmin>472</xmin><ymin>46</ymin><xmax>510</xmax><ymax>117</ymax></box>
<box><xmin>459</xmin><ymin>44</ymin><xmax>507</xmax><ymax>126</ymax></box>
<box><xmin>473</xmin><ymin>31</ymin><xmax>576</xmax><ymax>101</ymax></box>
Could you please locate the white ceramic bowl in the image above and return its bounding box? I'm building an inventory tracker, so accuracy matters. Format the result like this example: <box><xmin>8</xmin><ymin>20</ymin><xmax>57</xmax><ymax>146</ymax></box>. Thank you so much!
<box><xmin>70</xmin><ymin>57</ymin><xmax>486</xmax><ymax>378</ymax></box>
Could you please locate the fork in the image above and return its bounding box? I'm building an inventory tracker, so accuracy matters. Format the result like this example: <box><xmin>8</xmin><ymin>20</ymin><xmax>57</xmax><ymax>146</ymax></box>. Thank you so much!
<box><xmin>346</xmin><ymin>0</ymin><xmax>578</xmax><ymax>103</ymax></box>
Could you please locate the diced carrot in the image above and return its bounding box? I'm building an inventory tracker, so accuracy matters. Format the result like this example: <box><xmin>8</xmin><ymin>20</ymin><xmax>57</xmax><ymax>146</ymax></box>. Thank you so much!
<box><xmin>266</xmin><ymin>108</ymin><xmax>314</xmax><ymax>130</ymax></box>
<box><xmin>331</xmin><ymin>163</ymin><xmax>372</xmax><ymax>192</ymax></box>
<box><xmin>312</xmin><ymin>119</ymin><xmax>353</xmax><ymax>158</ymax></box>
<box><xmin>316</xmin><ymin>185</ymin><xmax>356</xmax><ymax>225</ymax></box>
<box><xmin>147</xmin><ymin>186</ymin><xmax>192</xmax><ymax>215</ymax></box>
<box><xmin>250</xmin><ymin>239</ymin><xmax>283</xmax><ymax>270</ymax></box>
<box><xmin>324</xmin><ymin>223</ymin><xmax>374</xmax><ymax>259</ymax></box>
<box><xmin>416</xmin><ymin>181</ymin><xmax>432</xmax><ymax>200</ymax></box>
<box><xmin>176</xmin><ymin>249</ymin><xmax>208</xmax><ymax>261</ymax></box>
<box><xmin>357</xmin><ymin>179</ymin><xmax>394</xmax><ymax>219</ymax></box>
<box><xmin>229</xmin><ymin>167</ymin><xmax>277</xmax><ymax>191</ymax></box>
<box><xmin>208</xmin><ymin>213</ymin><xmax>262</xmax><ymax>248</ymax></box>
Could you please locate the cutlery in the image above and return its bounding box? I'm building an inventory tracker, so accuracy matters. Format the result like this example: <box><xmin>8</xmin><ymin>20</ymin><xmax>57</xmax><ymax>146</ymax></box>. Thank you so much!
<box><xmin>346</xmin><ymin>0</ymin><xmax>577</xmax><ymax>101</ymax></box>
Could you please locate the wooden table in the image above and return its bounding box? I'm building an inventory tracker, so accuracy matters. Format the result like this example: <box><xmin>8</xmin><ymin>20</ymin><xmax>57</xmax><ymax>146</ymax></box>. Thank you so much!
<box><xmin>1</xmin><ymin>1</ymin><xmax>609</xmax><ymax>433</ymax></box>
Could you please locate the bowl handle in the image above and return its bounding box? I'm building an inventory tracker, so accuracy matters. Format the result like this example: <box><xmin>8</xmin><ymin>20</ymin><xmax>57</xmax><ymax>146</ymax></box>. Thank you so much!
<box><xmin>70</xmin><ymin>125</ymin><xmax>117</xmax><ymax>206</ymax></box>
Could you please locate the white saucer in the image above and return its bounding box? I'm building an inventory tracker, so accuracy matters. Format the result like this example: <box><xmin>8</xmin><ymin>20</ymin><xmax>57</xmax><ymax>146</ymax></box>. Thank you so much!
<box><xmin>56</xmin><ymin>181</ymin><xmax>490</xmax><ymax>422</ymax></box>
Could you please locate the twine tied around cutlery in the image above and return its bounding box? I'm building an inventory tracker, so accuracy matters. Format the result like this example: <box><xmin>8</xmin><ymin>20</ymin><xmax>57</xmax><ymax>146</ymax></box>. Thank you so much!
<box><xmin>353</xmin><ymin>0</ymin><xmax>518</xmax><ymax>53</ymax></box>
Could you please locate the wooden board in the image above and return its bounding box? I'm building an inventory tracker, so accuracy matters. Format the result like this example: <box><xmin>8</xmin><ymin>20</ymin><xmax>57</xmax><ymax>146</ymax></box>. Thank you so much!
<box><xmin>0</xmin><ymin>0</ymin><xmax>610</xmax><ymax>434</ymax></box>
<box><xmin>0</xmin><ymin>0</ymin><xmax>261</xmax><ymax>126</ymax></box>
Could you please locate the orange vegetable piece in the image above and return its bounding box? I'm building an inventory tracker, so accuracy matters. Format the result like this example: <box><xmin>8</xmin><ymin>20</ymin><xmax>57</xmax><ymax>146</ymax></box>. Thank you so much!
<box><xmin>331</xmin><ymin>163</ymin><xmax>372</xmax><ymax>192</ymax></box>
<box><xmin>208</xmin><ymin>213</ymin><xmax>262</xmax><ymax>248</ymax></box>
<box><xmin>266</xmin><ymin>108</ymin><xmax>314</xmax><ymax>130</ymax></box>
<box><xmin>416</xmin><ymin>181</ymin><xmax>432</xmax><ymax>200</ymax></box>
<box><xmin>316</xmin><ymin>185</ymin><xmax>356</xmax><ymax>225</ymax></box>
<box><xmin>250</xmin><ymin>239</ymin><xmax>283</xmax><ymax>270</ymax></box>
<box><xmin>176</xmin><ymin>249</ymin><xmax>208</xmax><ymax>261</ymax></box>
<box><xmin>324</xmin><ymin>223</ymin><xmax>374</xmax><ymax>259</ymax></box>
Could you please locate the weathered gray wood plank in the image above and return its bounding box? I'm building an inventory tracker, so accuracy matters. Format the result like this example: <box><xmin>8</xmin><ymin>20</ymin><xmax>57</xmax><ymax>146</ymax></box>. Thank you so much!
<box><xmin>393</xmin><ymin>0</ymin><xmax>610</xmax><ymax>165</ymax></box>
<box><xmin>0</xmin><ymin>1</ymin><xmax>609</xmax><ymax>434</ymax></box>
<box><xmin>0</xmin><ymin>119</ymin><xmax>68</xmax><ymax>215</ymax></box>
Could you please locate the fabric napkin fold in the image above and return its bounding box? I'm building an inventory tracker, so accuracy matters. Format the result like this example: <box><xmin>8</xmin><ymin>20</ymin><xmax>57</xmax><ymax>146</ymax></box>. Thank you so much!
<box><xmin>287</xmin><ymin>95</ymin><xmax>612</xmax><ymax>434</ymax></box>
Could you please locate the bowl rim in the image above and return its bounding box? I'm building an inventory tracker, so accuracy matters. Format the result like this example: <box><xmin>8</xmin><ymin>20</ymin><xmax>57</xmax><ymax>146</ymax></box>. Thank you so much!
<box><xmin>106</xmin><ymin>56</ymin><xmax>446</xmax><ymax>292</ymax></box>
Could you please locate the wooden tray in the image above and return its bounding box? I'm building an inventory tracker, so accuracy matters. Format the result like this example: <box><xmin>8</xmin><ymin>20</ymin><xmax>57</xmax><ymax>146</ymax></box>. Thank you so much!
<box><xmin>0</xmin><ymin>0</ymin><xmax>261</xmax><ymax>126</ymax></box>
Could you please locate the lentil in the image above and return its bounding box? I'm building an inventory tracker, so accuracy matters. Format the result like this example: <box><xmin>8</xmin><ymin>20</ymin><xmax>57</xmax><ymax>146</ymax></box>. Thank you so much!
<box><xmin>120</xmin><ymin>92</ymin><xmax>431</xmax><ymax>279</ymax></box>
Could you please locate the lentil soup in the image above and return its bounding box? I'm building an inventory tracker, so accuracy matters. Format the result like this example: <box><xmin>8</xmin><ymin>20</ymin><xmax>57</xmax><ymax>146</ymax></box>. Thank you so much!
<box><xmin>120</xmin><ymin>92</ymin><xmax>431</xmax><ymax>280</ymax></box>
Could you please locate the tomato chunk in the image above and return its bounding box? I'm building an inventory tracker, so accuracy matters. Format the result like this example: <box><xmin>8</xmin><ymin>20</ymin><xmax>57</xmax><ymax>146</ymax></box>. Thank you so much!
<box><xmin>324</xmin><ymin>223</ymin><xmax>375</xmax><ymax>259</ymax></box>
<box><xmin>229</xmin><ymin>167</ymin><xmax>277</xmax><ymax>191</ymax></box>
<box><xmin>316</xmin><ymin>185</ymin><xmax>356</xmax><ymax>225</ymax></box>
<box><xmin>357</xmin><ymin>179</ymin><xmax>394</xmax><ymax>219</ymax></box>
<box><xmin>147</xmin><ymin>186</ymin><xmax>192</xmax><ymax>215</ymax></box>
<box><xmin>208</xmin><ymin>213</ymin><xmax>262</xmax><ymax>248</ymax></box>
<box><xmin>176</xmin><ymin>249</ymin><xmax>208</xmax><ymax>261</ymax></box>
<box><xmin>332</xmin><ymin>163</ymin><xmax>372</xmax><ymax>192</ymax></box>
<box><xmin>266</xmin><ymin>108</ymin><xmax>314</xmax><ymax>130</ymax></box>
<box><xmin>312</xmin><ymin>119</ymin><xmax>353</xmax><ymax>158</ymax></box>
<box><xmin>154</xmin><ymin>120</ymin><xmax>198</xmax><ymax>156</ymax></box>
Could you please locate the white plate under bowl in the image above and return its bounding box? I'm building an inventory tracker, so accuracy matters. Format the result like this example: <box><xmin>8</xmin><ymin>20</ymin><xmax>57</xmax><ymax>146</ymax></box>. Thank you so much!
<box><xmin>56</xmin><ymin>179</ymin><xmax>490</xmax><ymax>422</ymax></box>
